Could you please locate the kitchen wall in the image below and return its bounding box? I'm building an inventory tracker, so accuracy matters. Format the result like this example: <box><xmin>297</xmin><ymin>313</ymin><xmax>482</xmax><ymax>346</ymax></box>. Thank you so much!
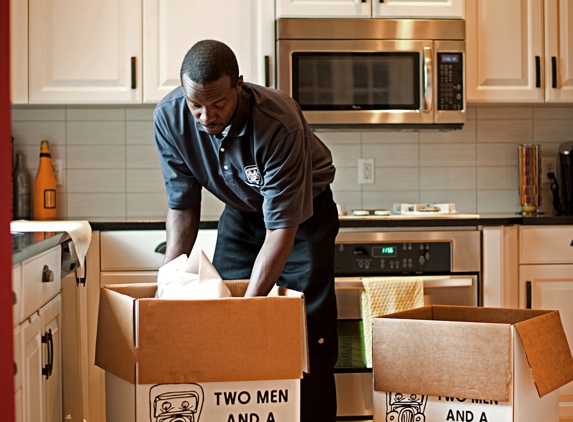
<box><xmin>11</xmin><ymin>104</ymin><xmax>573</xmax><ymax>220</ymax></box>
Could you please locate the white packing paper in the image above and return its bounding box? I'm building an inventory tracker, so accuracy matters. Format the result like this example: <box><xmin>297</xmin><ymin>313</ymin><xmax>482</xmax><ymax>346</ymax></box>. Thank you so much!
<box><xmin>156</xmin><ymin>248</ymin><xmax>231</xmax><ymax>299</ymax></box>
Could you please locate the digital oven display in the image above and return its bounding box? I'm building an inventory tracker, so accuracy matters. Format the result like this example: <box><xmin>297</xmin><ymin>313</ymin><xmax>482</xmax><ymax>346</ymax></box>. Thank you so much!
<box><xmin>441</xmin><ymin>54</ymin><xmax>460</xmax><ymax>63</ymax></box>
<box><xmin>372</xmin><ymin>245</ymin><xmax>398</xmax><ymax>258</ymax></box>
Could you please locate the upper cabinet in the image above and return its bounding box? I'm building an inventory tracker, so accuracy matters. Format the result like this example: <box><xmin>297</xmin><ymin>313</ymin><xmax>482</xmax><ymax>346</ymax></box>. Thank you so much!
<box><xmin>276</xmin><ymin>0</ymin><xmax>464</xmax><ymax>19</ymax></box>
<box><xmin>27</xmin><ymin>0</ymin><xmax>142</xmax><ymax>104</ymax></box>
<box><xmin>466</xmin><ymin>0</ymin><xmax>573</xmax><ymax>102</ymax></box>
<box><xmin>142</xmin><ymin>0</ymin><xmax>274</xmax><ymax>103</ymax></box>
<box><xmin>11</xmin><ymin>0</ymin><xmax>274</xmax><ymax>104</ymax></box>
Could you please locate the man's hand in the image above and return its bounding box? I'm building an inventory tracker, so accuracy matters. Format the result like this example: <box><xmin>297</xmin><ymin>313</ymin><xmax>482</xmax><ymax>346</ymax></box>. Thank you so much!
<box><xmin>163</xmin><ymin>201</ymin><xmax>201</xmax><ymax>264</ymax></box>
<box><xmin>245</xmin><ymin>225</ymin><xmax>298</xmax><ymax>297</ymax></box>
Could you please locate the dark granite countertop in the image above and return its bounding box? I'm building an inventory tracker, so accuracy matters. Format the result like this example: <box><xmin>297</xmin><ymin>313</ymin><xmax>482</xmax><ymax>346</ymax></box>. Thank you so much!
<box><xmin>12</xmin><ymin>231</ymin><xmax>70</xmax><ymax>265</ymax></box>
<box><xmin>13</xmin><ymin>214</ymin><xmax>573</xmax><ymax>264</ymax></box>
<box><xmin>88</xmin><ymin>213</ymin><xmax>573</xmax><ymax>231</ymax></box>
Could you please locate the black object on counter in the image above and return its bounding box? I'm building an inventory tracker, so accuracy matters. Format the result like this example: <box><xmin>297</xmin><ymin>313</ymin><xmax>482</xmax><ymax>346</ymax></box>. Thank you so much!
<box><xmin>559</xmin><ymin>141</ymin><xmax>573</xmax><ymax>216</ymax></box>
<box><xmin>13</xmin><ymin>153</ymin><xmax>31</xmax><ymax>220</ymax></box>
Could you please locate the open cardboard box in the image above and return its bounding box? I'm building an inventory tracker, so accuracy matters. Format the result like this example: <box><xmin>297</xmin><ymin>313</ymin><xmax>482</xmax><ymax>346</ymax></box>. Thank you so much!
<box><xmin>95</xmin><ymin>281</ymin><xmax>308</xmax><ymax>422</ymax></box>
<box><xmin>371</xmin><ymin>306</ymin><xmax>573</xmax><ymax>422</ymax></box>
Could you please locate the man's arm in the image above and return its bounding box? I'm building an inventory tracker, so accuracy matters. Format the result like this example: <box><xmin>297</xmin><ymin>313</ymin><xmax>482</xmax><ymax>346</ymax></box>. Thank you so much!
<box><xmin>163</xmin><ymin>201</ymin><xmax>201</xmax><ymax>264</ymax></box>
<box><xmin>245</xmin><ymin>225</ymin><xmax>298</xmax><ymax>297</ymax></box>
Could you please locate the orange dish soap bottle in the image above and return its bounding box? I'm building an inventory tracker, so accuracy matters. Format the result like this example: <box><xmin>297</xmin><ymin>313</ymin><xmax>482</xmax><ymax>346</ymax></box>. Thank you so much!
<box><xmin>34</xmin><ymin>140</ymin><xmax>57</xmax><ymax>220</ymax></box>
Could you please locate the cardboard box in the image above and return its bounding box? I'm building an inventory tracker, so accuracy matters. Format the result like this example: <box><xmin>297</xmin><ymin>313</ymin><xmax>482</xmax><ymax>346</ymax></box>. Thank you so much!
<box><xmin>96</xmin><ymin>282</ymin><xmax>308</xmax><ymax>422</ymax></box>
<box><xmin>372</xmin><ymin>306</ymin><xmax>573</xmax><ymax>422</ymax></box>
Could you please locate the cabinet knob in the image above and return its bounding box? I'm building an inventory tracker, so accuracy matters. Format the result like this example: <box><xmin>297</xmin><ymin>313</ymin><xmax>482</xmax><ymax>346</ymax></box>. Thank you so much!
<box><xmin>42</xmin><ymin>265</ymin><xmax>54</xmax><ymax>283</ymax></box>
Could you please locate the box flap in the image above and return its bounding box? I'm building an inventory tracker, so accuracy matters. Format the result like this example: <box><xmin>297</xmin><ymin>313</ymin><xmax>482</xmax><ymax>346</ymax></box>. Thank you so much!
<box><xmin>95</xmin><ymin>286</ymin><xmax>138</xmax><ymax>383</ymax></box>
<box><xmin>373</xmin><ymin>307</ymin><xmax>512</xmax><ymax>401</ymax></box>
<box><xmin>136</xmin><ymin>295</ymin><xmax>305</xmax><ymax>383</ymax></box>
<box><xmin>515</xmin><ymin>310</ymin><xmax>573</xmax><ymax>397</ymax></box>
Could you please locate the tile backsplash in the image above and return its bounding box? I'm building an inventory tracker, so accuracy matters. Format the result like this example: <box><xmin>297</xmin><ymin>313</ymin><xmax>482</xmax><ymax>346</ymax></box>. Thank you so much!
<box><xmin>11</xmin><ymin>104</ymin><xmax>573</xmax><ymax>220</ymax></box>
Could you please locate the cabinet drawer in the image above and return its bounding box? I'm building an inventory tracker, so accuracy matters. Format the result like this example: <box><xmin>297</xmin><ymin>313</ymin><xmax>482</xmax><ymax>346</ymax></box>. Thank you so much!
<box><xmin>100</xmin><ymin>230</ymin><xmax>218</xmax><ymax>271</ymax></box>
<box><xmin>101</xmin><ymin>231</ymin><xmax>167</xmax><ymax>271</ymax></box>
<box><xmin>13</xmin><ymin>264</ymin><xmax>22</xmax><ymax>327</ymax></box>
<box><xmin>520</xmin><ymin>226</ymin><xmax>573</xmax><ymax>264</ymax></box>
<box><xmin>21</xmin><ymin>245</ymin><xmax>61</xmax><ymax>321</ymax></box>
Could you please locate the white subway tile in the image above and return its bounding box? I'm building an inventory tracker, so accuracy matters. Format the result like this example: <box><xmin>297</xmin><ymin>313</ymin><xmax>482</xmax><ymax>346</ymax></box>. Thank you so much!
<box><xmin>477</xmin><ymin>144</ymin><xmax>520</xmax><ymax>167</ymax></box>
<box><xmin>534</xmin><ymin>119</ymin><xmax>573</xmax><ymax>144</ymax></box>
<box><xmin>330</xmin><ymin>144</ymin><xmax>361</xmax><ymax>168</ymax></box>
<box><xmin>477</xmin><ymin>120</ymin><xmax>533</xmax><ymax>144</ymax></box>
<box><xmin>67</xmin><ymin>146</ymin><xmax>126</xmax><ymax>169</ymax></box>
<box><xmin>127</xmin><ymin>169</ymin><xmax>166</xmax><ymax>193</ymax></box>
<box><xmin>67</xmin><ymin>169</ymin><xmax>126</xmax><ymax>193</ymax></box>
<box><xmin>420</xmin><ymin>167</ymin><xmax>476</xmax><ymax>190</ymax></box>
<box><xmin>420</xmin><ymin>143</ymin><xmax>476</xmax><ymax>167</ymax></box>
<box><xmin>67</xmin><ymin>193</ymin><xmax>126</xmax><ymax>219</ymax></box>
<box><xmin>420</xmin><ymin>119</ymin><xmax>476</xmax><ymax>143</ymax></box>
<box><xmin>127</xmin><ymin>145</ymin><xmax>162</xmax><ymax>169</ymax></box>
<box><xmin>331</xmin><ymin>191</ymin><xmax>362</xmax><ymax>214</ymax></box>
<box><xmin>363</xmin><ymin>191</ymin><xmax>420</xmax><ymax>211</ymax></box>
<box><xmin>11</xmin><ymin>121</ymin><xmax>66</xmax><ymax>146</ymax></box>
<box><xmin>67</xmin><ymin>121</ymin><xmax>126</xmax><ymax>145</ymax></box>
<box><xmin>126</xmin><ymin>106</ymin><xmax>155</xmax><ymax>121</ymax></box>
<box><xmin>315</xmin><ymin>131</ymin><xmax>361</xmax><ymax>144</ymax></box>
<box><xmin>476</xmin><ymin>106</ymin><xmax>533</xmax><ymax>120</ymax></box>
<box><xmin>66</xmin><ymin>107</ymin><xmax>125</xmax><ymax>121</ymax></box>
<box><xmin>127</xmin><ymin>193</ymin><xmax>169</xmax><ymax>219</ymax></box>
<box><xmin>363</xmin><ymin>143</ymin><xmax>419</xmax><ymax>167</ymax></box>
<box><xmin>11</xmin><ymin>107</ymin><xmax>66</xmax><ymax>121</ymax></box>
<box><xmin>362</xmin><ymin>131</ymin><xmax>418</xmax><ymax>144</ymax></box>
<box><xmin>477</xmin><ymin>190</ymin><xmax>520</xmax><ymax>213</ymax></box>
<box><xmin>363</xmin><ymin>167</ymin><xmax>419</xmax><ymax>191</ymax></box>
<box><xmin>332</xmin><ymin>167</ymin><xmax>358</xmax><ymax>191</ymax></box>
<box><xmin>477</xmin><ymin>166</ymin><xmax>518</xmax><ymax>190</ymax></box>
<box><xmin>127</xmin><ymin>121</ymin><xmax>155</xmax><ymax>145</ymax></box>
<box><xmin>533</xmin><ymin>106</ymin><xmax>573</xmax><ymax>120</ymax></box>
<box><xmin>419</xmin><ymin>190</ymin><xmax>477</xmax><ymax>213</ymax></box>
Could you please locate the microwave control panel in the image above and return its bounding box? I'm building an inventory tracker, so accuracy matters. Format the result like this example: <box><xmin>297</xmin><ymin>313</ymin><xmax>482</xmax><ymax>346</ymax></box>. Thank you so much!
<box><xmin>334</xmin><ymin>242</ymin><xmax>452</xmax><ymax>275</ymax></box>
<box><xmin>437</xmin><ymin>52</ymin><xmax>464</xmax><ymax>111</ymax></box>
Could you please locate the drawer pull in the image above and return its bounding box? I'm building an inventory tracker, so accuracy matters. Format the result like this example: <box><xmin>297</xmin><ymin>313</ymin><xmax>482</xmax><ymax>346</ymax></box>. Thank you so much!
<box><xmin>41</xmin><ymin>329</ymin><xmax>53</xmax><ymax>379</ymax></box>
<box><xmin>526</xmin><ymin>281</ymin><xmax>532</xmax><ymax>309</ymax></box>
<box><xmin>154</xmin><ymin>241</ymin><xmax>167</xmax><ymax>254</ymax></box>
<box><xmin>42</xmin><ymin>265</ymin><xmax>54</xmax><ymax>283</ymax></box>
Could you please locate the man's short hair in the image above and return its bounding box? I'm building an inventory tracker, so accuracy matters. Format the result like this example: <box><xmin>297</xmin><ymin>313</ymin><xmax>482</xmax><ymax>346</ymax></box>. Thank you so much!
<box><xmin>180</xmin><ymin>40</ymin><xmax>239</xmax><ymax>87</ymax></box>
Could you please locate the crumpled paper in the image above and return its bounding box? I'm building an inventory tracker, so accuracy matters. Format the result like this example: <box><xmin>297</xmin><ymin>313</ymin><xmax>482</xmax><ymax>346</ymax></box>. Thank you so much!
<box><xmin>156</xmin><ymin>248</ymin><xmax>232</xmax><ymax>299</ymax></box>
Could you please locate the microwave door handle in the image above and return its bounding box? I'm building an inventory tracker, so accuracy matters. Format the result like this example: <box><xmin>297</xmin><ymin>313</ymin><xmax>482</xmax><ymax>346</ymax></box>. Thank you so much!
<box><xmin>423</xmin><ymin>47</ymin><xmax>433</xmax><ymax>113</ymax></box>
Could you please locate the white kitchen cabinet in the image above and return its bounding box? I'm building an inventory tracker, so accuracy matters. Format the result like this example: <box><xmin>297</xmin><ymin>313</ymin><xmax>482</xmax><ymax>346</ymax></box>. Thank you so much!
<box><xmin>13</xmin><ymin>245</ymin><xmax>62</xmax><ymax>422</ymax></box>
<box><xmin>143</xmin><ymin>0</ymin><xmax>275</xmax><ymax>103</ymax></box>
<box><xmin>519</xmin><ymin>225</ymin><xmax>573</xmax><ymax>418</ymax></box>
<box><xmin>466</xmin><ymin>0</ymin><xmax>573</xmax><ymax>103</ymax></box>
<box><xmin>17</xmin><ymin>0</ymin><xmax>274</xmax><ymax>104</ymax></box>
<box><xmin>70</xmin><ymin>229</ymin><xmax>218</xmax><ymax>422</ymax></box>
<box><xmin>276</xmin><ymin>0</ymin><xmax>464</xmax><ymax>18</ymax></box>
<box><xmin>28</xmin><ymin>0</ymin><xmax>142</xmax><ymax>104</ymax></box>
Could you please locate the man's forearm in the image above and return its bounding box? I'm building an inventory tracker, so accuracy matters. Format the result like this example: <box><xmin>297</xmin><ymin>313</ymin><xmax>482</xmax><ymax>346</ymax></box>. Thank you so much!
<box><xmin>245</xmin><ymin>225</ymin><xmax>298</xmax><ymax>297</ymax></box>
<box><xmin>164</xmin><ymin>201</ymin><xmax>201</xmax><ymax>264</ymax></box>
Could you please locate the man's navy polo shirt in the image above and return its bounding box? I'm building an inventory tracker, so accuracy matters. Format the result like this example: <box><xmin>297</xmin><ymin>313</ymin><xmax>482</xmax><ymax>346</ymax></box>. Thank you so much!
<box><xmin>153</xmin><ymin>82</ymin><xmax>336</xmax><ymax>229</ymax></box>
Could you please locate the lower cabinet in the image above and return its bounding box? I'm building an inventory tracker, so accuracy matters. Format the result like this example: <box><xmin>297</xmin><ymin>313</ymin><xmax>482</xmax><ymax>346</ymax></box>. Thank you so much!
<box><xmin>67</xmin><ymin>229</ymin><xmax>218</xmax><ymax>422</ymax></box>
<box><xmin>13</xmin><ymin>245</ymin><xmax>62</xmax><ymax>422</ymax></box>
<box><xmin>519</xmin><ymin>226</ymin><xmax>573</xmax><ymax>419</ymax></box>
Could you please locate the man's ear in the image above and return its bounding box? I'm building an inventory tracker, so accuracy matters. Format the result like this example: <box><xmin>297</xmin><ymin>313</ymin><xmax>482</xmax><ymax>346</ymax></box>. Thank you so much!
<box><xmin>236</xmin><ymin>75</ymin><xmax>244</xmax><ymax>93</ymax></box>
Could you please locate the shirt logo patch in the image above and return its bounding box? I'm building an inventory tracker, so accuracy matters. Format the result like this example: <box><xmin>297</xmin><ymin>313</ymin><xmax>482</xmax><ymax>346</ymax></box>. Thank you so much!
<box><xmin>244</xmin><ymin>165</ymin><xmax>262</xmax><ymax>187</ymax></box>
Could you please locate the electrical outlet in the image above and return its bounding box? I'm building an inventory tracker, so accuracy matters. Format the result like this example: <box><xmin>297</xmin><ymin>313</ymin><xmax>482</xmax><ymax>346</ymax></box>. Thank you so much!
<box><xmin>541</xmin><ymin>157</ymin><xmax>557</xmax><ymax>184</ymax></box>
<box><xmin>358</xmin><ymin>158</ymin><xmax>375</xmax><ymax>184</ymax></box>
<box><xmin>52</xmin><ymin>159</ymin><xmax>63</xmax><ymax>186</ymax></box>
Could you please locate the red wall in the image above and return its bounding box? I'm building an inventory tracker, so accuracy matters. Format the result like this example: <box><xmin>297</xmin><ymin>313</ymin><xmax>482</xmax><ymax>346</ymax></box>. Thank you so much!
<box><xmin>1</xmin><ymin>0</ymin><xmax>15</xmax><ymax>420</ymax></box>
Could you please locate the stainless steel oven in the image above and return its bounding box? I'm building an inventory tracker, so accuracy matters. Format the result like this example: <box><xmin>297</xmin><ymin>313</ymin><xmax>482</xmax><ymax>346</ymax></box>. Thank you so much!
<box><xmin>277</xmin><ymin>18</ymin><xmax>466</xmax><ymax>131</ymax></box>
<box><xmin>333</xmin><ymin>228</ymin><xmax>481</xmax><ymax>420</ymax></box>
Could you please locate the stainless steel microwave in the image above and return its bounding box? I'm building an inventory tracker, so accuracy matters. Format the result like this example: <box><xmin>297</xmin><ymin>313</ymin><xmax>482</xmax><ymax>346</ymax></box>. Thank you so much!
<box><xmin>276</xmin><ymin>18</ymin><xmax>466</xmax><ymax>130</ymax></box>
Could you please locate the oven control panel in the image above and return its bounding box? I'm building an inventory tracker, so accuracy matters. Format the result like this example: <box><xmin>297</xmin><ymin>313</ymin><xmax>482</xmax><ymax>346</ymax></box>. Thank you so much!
<box><xmin>335</xmin><ymin>242</ymin><xmax>452</xmax><ymax>275</ymax></box>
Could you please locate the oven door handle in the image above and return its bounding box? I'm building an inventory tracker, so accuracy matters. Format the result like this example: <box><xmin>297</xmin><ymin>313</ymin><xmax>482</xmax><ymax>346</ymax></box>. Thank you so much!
<box><xmin>423</xmin><ymin>46</ymin><xmax>433</xmax><ymax>113</ymax></box>
<box><xmin>335</xmin><ymin>276</ymin><xmax>473</xmax><ymax>289</ymax></box>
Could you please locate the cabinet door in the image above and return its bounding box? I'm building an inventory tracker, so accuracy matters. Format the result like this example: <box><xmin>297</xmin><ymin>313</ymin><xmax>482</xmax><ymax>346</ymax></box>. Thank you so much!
<box><xmin>14</xmin><ymin>325</ymin><xmax>23</xmax><ymax>422</ymax></box>
<box><xmin>466</xmin><ymin>0</ymin><xmax>544</xmax><ymax>102</ymax></box>
<box><xmin>28</xmin><ymin>0</ymin><xmax>142</xmax><ymax>104</ymax></box>
<box><xmin>544</xmin><ymin>0</ymin><xmax>573</xmax><ymax>102</ymax></box>
<box><xmin>276</xmin><ymin>0</ymin><xmax>370</xmax><ymax>18</ymax></box>
<box><xmin>41</xmin><ymin>296</ymin><xmax>62</xmax><ymax>422</ymax></box>
<box><xmin>373</xmin><ymin>0</ymin><xmax>464</xmax><ymax>18</ymax></box>
<box><xmin>143</xmin><ymin>0</ymin><xmax>275</xmax><ymax>103</ymax></box>
<box><xmin>22</xmin><ymin>314</ymin><xmax>44</xmax><ymax>422</ymax></box>
<box><xmin>520</xmin><ymin>264</ymin><xmax>573</xmax><ymax>416</ymax></box>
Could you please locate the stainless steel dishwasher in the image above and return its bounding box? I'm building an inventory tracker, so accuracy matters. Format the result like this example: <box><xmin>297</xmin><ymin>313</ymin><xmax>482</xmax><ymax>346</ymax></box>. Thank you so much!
<box><xmin>333</xmin><ymin>228</ymin><xmax>481</xmax><ymax>421</ymax></box>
